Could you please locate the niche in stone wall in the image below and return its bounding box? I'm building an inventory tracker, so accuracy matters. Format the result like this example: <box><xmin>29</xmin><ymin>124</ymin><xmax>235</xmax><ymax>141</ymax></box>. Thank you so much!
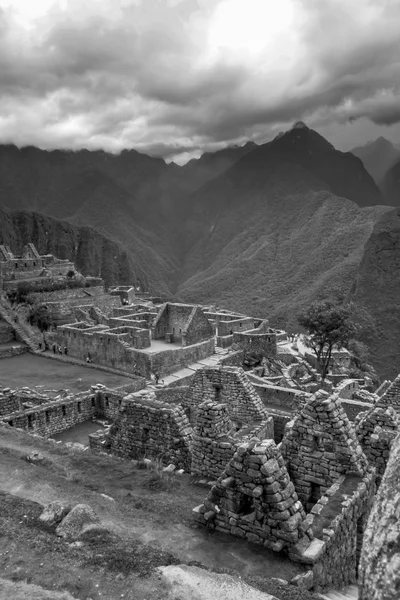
<box><xmin>237</xmin><ymin>492</ymin><xmax>254</xmax><ymax>516</ymax></box>
<box><xmin>306</xmin><ymin>483</ymin><xmax>321</xmax><ymax>512</ymax></box>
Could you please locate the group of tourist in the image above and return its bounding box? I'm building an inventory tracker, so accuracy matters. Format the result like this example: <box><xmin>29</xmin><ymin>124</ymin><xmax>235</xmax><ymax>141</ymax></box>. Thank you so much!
<box><xmin>49</xmin><ymin>343</ymin><xmax>68</xmax><ymax>356</ymax></box>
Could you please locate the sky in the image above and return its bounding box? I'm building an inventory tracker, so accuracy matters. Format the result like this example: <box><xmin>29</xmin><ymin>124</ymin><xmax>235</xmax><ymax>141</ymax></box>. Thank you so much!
<box><xmin>0</xmin><ymin>0</ymin><xmax>400</xmax><ymax>164</ymax></box>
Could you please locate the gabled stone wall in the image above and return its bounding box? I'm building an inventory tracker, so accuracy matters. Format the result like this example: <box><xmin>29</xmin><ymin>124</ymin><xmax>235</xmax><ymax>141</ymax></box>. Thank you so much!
<box><xmin>355</xmin><ymin>404</ymin><xmax>399</xmax><ymax>482</ymax></box>
<box><xmin>187</xmin><ymin>366</ymin><xmax>271</xmax><ymax>427</ymax></box>
<box><xmin>106</xmin><ymin>392</ymin><xmax>192</xmax><ymax>470</ymax></box>
<box><xmin>280</xmin><ymin>391</ymin><xmax>369</xmax><ymax>506</ymax></box>
<box><xmin>193</xmin><ymin>439</ymin><xmax>313</xmax><ymax>551</ymax></box>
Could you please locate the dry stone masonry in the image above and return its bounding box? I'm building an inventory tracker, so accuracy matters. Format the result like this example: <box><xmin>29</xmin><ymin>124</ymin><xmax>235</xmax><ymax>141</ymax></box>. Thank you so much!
<box><xmin>280</xmin><ymin>390</ymin><xmax>369</xmax><ymax>508</ymax></box>
<box><xmin>193</xmin><ymin>438</ymin><xmax>313</xmax><ymax>551</ymax></box>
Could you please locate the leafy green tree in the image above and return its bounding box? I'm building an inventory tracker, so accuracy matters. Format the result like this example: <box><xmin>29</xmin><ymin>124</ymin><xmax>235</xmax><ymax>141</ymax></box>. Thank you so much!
<box><xmin>298</xmin><ymin>300</ymin><xmax>355</xmax><ymax>380</ymax></box>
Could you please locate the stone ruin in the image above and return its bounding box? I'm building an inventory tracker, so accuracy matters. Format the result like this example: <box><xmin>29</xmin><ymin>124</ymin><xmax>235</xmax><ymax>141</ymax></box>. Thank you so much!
<box><xmin>101</xmin><ymin>392</ymin><xmax>192</xmax><ymax>470</ymax></box>
<box><xmin>194</xmin><ymin>390</ymin><xmax>376</xmax><ymax>591</ymax></box>
<box><xmin>280</xmin><ymin>390</ymin><xmax>369</xmax><ymax>509</ymax></box>
<box><xmin>193</xmin><ymin>438</ymin><xmax>313</xmax><ymax>551</ymax></box>
<box><xmin>355</xmin><ymin>404</ymin><xmax>400</xmax><ymax>484</ymax></box>
<box><xmin>191</xmin><ymin>400</ymin><xmax>272</xmax><ymax>480</ymax></box>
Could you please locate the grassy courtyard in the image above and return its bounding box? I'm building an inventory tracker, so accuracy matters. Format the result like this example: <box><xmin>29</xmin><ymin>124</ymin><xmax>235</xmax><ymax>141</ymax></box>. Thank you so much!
<box><xmin>0</xmin><ymin>353</ymin><xmax>133</xmax><ymax>393</ymax></box>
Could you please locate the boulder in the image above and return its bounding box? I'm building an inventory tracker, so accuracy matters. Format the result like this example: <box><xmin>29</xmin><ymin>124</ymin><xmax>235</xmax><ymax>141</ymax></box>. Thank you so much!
<box><xmin>290</xmin><ymin>571</ymin><xmax>314</xmax><ymax>590</ymax></box>
<box><xmin>56</xmin><ymin>504</ymin><xmax>100</xmax><ymax>540</ymax></box>
<box><xmin>39</xmin><ymin>500</ymin><xmax>71</xmax><ymax>527</ymax></box>
<box><xmin>26</xmin><ymin>451</ymin><xmax>45</xmax><ymax>464</ymax></box>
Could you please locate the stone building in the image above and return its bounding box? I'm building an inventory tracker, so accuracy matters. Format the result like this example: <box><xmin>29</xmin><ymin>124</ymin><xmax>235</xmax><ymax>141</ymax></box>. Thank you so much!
<box><xmin>152</xmin><ymin>302</ymin><xmax>214</xmax><ymax>346</ymax></box>
<box><xmin>280</xmin><ymin>390</ymin><xmax>369</xmax><ymax>509</ymax></box>
<box><xmin>194</xmin><ymin>391</ymin><xmax>376</xmax><ymax>591</ymax></box>
<box><xmin>100</xmin><ymin>391</ymin><xmax>193</xmax><ymax>470</ymax></box>
<box><xmin>0</xmin><ymin>243</ymin><xmax>75</xmax><ymax>286</ymax></box>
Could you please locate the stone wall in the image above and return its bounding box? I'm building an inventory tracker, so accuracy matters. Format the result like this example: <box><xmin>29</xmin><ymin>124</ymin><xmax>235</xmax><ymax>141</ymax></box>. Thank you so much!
<box><xmin>218</xmin><ymin>317</ymin><xmax>255</xmax><ymax>336</ymax></box>
<box><xmin>50</xmin><ymin>323</ymin><xmax>214</xmax><ymax>378</ymax></box>
<box><xmin>288</xmin><ymin>469</ymin><xmax>376</xmax><ymax>591</ymax></box>
<box><xmin>2</xmin><ymin>392</ymin><xmax>97</xmax><ymax>437</ymax></box>
<box><xmin>280</xmin><ymin>391</ymin><xmax>370</xmax><ymax>506</ymax></box>
<box><xmin>355</xmin><ymin>404</ymin><xmax>399</xmax><ymax>482</ymax></box>
<box><xmin>336</xmin><ymin>379</ymin><xmax>361</xmax><ymax>400</ymax></box>
<box><xmin>106</xmin><ymin>393</ymin><xmax>192</xmax><ymax>470</ymax></box>
<box><xmin>193</xmin><ymin>439</ymin><xmax>313</xmax><ymax>552</ymax></box>
<box><xmin>191</xmin><ymin>400</ymin><xmax>272</xmax><ymax>480</ymax></box>
<box><xmin>233</xmin><ymin>330</ymin><xmax>277</xmax><ymax>359</ymax></box>
<box><xmin>186</xmin><ymin>366</ymin><xmax>271</xmax><ymax>427</ymax></box>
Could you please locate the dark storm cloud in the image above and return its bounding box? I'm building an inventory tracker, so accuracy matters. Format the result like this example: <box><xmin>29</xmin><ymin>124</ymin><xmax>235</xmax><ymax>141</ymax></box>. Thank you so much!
<box><xmin>0</xmin><ymin>0</ymin><xmax>399</xmax><ymax>159</ymax></box>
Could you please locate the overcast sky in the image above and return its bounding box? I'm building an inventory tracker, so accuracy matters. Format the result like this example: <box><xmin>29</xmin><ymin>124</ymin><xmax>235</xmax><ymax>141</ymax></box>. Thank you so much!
<box><xmin>0</xmin><ymin>0</ymin><xmax>400</xmax><ymax>164</ymax></box>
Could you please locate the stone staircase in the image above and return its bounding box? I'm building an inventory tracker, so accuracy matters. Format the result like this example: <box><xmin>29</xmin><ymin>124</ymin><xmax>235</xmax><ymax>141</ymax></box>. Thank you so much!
<box><xmin>320</xmin><ymin>584</ymin><xmax>358</xmax><ymax>600</ymax></box>
<box><xmin>0</xmin><ymin>301</ymin><xmax>41</xmax><ymax>352</ymax></box>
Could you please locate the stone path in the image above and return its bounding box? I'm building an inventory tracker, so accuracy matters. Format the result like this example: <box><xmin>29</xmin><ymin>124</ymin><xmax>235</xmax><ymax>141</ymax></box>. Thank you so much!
<box><xmin>320</xmin><ymin>584</ymin><xmax>359</xmax><ymax>600</ymax></box>
<box><xmin>161</xmin><ymin>347</ymin><xmax>231</xmax><ymax>386</ymax></box>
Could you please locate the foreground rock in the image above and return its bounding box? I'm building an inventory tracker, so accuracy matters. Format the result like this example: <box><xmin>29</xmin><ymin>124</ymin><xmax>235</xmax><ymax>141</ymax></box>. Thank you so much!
<box><xmin>159</xmin><ymin>565</ymin><xmax>279</xmax><ymax>600</ymax></box>
<box><xmin>56</xmin><ymin>503</ymin><xmax>100</xmax><ymax>540</ymax></box>
<box><xmin>359</xmin><ymin>430</ymin><xmax>400</xmax><ymax>600</ymax></box>
<box><xmin>39</xmin><ymin>501</ymin><xmax>71</xmax><ymax>527</ymax></box>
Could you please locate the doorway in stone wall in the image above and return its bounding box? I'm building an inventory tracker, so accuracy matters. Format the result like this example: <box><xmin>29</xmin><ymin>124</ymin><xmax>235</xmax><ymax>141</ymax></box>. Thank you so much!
<box><xmin>356</xmin><ymin>516</ymin><xmax>365</xmax><ymax>578</ymax></box>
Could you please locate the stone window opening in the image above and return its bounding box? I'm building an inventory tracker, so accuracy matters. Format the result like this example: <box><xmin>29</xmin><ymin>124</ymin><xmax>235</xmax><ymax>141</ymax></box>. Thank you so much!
<box><xmin>237</xmin><ymin>493</ymin><xmax>254</xmax><ymax>516</ymax></box>
<box><xmin>27</xmin><ymin>414</ymin><xmax>33</xmax><ymax>428</ymax></box>
<box><xmin>142</xmin><ymin>427</ymin><xmax>150</xmax><ymax>443</ymax></box>
<box><xmin>312</xmin><ymin>436</ymin><xmax>321</xmax><ymax>452</ymax></box>
<box><xmin>77</xmin><ymin>402</ymin><xmax>82</xmax><ymax>413</ymax></box>
<box><xmin>9</xmin><ymin>420</ymin><xmax>13</xmax><ymax>427</ymax></box>
<box><xmin>91</xmin><ymin>397</ymin><xmax>95</xmax><ymax>407</ymax></box>
<box><xmin>24</xmin><ymin>263</ymin><xmax>27</xmax><ymax>267</ymax></box>
<box><xmin>62</xmin><ymin>405</ymin><xmax>66</xmax><ymax>416</ymax></box>
<box><xmin>105</xmin><ymin>396</ymin><xmax>110</xmax><ymax>408</ymax></box>
<box><xmin>45</xmin><ymin>411</ymin><xmax>50</xmax><ymax>423</ymax></box>
<box><xmin>15</xmin><ymin>264</ymin><xmax>18</xmax><ymax>268</ymax></box>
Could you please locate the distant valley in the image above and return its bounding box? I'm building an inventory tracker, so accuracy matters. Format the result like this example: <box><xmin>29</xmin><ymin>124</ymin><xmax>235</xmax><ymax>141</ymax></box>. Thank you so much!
<box><xmin>1</xmin><ymin>122</ymin><xmax>399</xmax><ymax>378</ymax></box>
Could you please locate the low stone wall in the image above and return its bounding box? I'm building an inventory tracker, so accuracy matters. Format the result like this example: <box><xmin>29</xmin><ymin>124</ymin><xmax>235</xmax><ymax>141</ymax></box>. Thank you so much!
<box><xmin>0</xmin><ymin>344</ymin><xmax>27</xmax><ymax>359</ymax></box>
<box><xmin>218</xmin><ymin>350</ymin><xmax>244</xmax><ymax>368</ymax></box>
<box><xmin>233</xmin><ymin>330</ymin><xmax>277</xmax><ymax>359</ymax></box>
<box><xmin>252</xmin><ymin>383</ymin><xmax>306</xmax><ymax>411</ymax></box>
<box><xmin>154</xmin><ymin>386</ymin><xmax>190</xmax><ymax>406</ymax></box>
<box><xmin>294</xmin><ymin>470</ymin><xmax>376</xmax><ymax>591</ymax></box>
<box><xmin>340</xmin><ymin>398</ymin><xmax>374</xmax><ymax>422</ymax></box>
<box><xmin>336</xmin><ymin>379</ymin><xmax>361</xmax><ymax>400</ymax></box>
<box><xmin>216</xmin><ymin>334</ymin><xmax>233</xmax><ymax>348</ymax></box>
<box><xmin>2</xmin><ymin>392</ymin><xmax>97</xmax><ymax>437</ymax></box>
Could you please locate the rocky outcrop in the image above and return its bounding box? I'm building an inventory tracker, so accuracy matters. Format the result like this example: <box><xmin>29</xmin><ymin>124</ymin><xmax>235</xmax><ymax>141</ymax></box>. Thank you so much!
<box><xmin>351</xmin><ymin>208</ymin><xmax>400</xmax><ymax>379</ymax></box>
<box><xmin>359</xmin><ymin>430</ymin><xmax>400</xmax><ymax>600</ymax></box>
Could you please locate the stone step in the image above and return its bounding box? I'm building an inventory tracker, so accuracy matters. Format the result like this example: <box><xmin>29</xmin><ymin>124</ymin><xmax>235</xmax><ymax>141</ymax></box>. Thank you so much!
<box><xmin>321</xmin><ymin>585</ymin><xmax>358</xmax><ymax>600</ymax></box>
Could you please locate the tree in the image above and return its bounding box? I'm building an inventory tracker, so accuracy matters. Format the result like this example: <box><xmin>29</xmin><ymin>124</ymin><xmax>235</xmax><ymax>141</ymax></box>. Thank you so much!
<box><xmin>298</xmin><ymin>300</ymin><xmax>355</xmax><ymax>380</ymax></box>
<box><xmin>27</xmin><ymin>305</ymin><xmax>53</xmax><ymax>332</ymax></box>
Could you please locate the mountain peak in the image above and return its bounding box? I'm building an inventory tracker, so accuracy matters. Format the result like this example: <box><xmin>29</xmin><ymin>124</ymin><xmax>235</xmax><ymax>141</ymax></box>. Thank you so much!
<box><xmin>291</xmin><ymin>120</ymin><xmax>308</xmax><ymax>130</ymax></box>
